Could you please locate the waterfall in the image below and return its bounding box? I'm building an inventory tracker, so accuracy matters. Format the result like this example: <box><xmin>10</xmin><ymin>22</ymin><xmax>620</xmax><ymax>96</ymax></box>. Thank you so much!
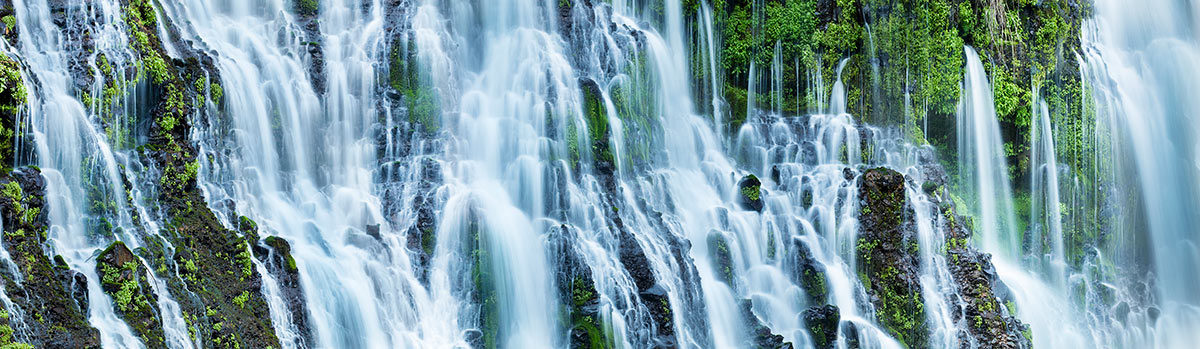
<box><xmin>1082</xmin><ymin>0</ymin><xmax>1200</xmax><ymax>346</ymax></box>
<box><xmin>0</xmin><ymin>0</ymin><xmax>1196</xmax><ymax>348</ymax></box>
<box><xmin>956</xmin><ymin>47</ymin><xmax>1018</xmax><ymax>258</ymax></box>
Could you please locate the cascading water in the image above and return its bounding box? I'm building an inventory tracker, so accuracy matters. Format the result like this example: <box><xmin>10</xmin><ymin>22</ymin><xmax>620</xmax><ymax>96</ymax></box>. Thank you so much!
<box><xmin>1079</xmin><ymin>0</ymin><xmax>1200</xmax><ymax>346</ymax></box>
<box><xmin>0</xmin><ymin>0</ymin><xmax>1196</xmax><ymax>348</ymax></box>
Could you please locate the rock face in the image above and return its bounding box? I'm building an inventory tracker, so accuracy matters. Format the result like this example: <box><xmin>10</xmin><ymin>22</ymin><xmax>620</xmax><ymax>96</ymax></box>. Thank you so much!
<box><xmin>740</xmin><ymin>300</ymin><xmax>793</xmax><ymax>349</ymax></box>
<box><xmin>254</xmin><ymin>233</ymin><xmax>314</xmax><ymax>348</ymax></box>
<box><xmin>549</xmin><ymin>225</ymin><xmax>611</xmax><ymax>349</ymax></box>
<box><xmin>803</xmin><ymin>304</ymin><xmax>840</xmax><ymax>349</ymax></box>
<box><xmin>97</xmin><ymin>241</ymin><xmax>164</xmax><ymax>347</ymax></box>
<box><xmin>787</xmin><ymin>238</ymin><xmax>828</xmax><ymax>304</ymax></box>
<box><xmin>856</xmin><ymin>168</ymin><xmax>926</xmax><ymax>347</ymax></box>
<box><xmin>941</xmin><ymin>200</ymin><xmax>1032</xmax><ymax>348</ymax></box>
<box><xmin>0</xmin><ymin>168</ymin><xmax>101</xmax><ymax>348</ymax></box>
<box><xmin>857</xmin><ymin>167</ymin><xmax>1032</xmax><ymax>348</ymax></box>
<box><xmin>118</xmin><ymin>0</ymin><xmax>282</xmax><ymax>346</ymax></box>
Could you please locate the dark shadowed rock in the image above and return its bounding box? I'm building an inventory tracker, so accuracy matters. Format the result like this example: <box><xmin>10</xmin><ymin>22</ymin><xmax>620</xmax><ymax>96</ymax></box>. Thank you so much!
<box><xmin>856</xmin><ymin>167</ymin><xmax>926</xmax><ymax>347</ymax></box>
<box><xmin>740</xmin><ymin>299</ymin><xmax>794</xmax><ymax>349</ymax></box>
<box><xmin>788</xmin><ymin>238</ymin><xmax>828</xmax><ymax>304</ymax></box>
<box><xmin>803</xmin><ymin>305</ymin><xmax>840</xmax><ymax>349</ymax></box>
<box><xmin>738</xmin><ymin>174</ymin><xmax>763</xmax><ymax>212</ymax></box>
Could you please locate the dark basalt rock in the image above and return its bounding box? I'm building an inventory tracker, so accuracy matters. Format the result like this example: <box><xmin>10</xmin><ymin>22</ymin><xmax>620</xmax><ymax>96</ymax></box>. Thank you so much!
<box><xmin>856</xmin><ymin>167</ymin><xmax>926</xmax><ymax>348</ymax></box>
<box><xmin>549</xmin><ymin>224</ymin><xmax>612</xmax><ymax>349</ymax></box>
<box><xmin>612</xmin><ymin>204</ymin><xmax>700</xmax><ymax>347</ymax></box>
<box><xmin>787</xmin><ymin>238</ymin><xmax>828</xmax><ymax>304</ymax></box>
<box><xmin>292</xmin><ymin>0</ymin><xmax>325</xmax><ymax>94</ymax></box>
<box><xmin>97</xmin><ymin>241</ymin><xmax>165</xmax><ymax>348</ymax></box>
<box><xmin>255</xmin><ymin>235</ymin><xmax>314</xmax><ymax>349</ymax></box>
<box><xmin>942</xmin><ymin>204</ymin><xmax>1032</xmax><ymax>348</ymax></box>
<box><xmin>738</xmin><ymin>174</ymin><xmax>763</xmax><ymax>212</ymax></box>
<box><xmin>405</xmin><ymin>157</ymin><xmax>442</xmax><ymax>283</ymax></box>
<box><xmin>803</xmin><ymin>304</ymin><xmax>839</xmax><ymax>349</ymax></box>
<box><xmin>740</xmin><ymin>300</ymin><xmax>793</xmax><ymax>349</ymax></box>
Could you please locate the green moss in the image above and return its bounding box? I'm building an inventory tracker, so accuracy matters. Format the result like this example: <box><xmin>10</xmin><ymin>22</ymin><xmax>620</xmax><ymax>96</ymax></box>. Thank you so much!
<box><xmin>581</xmin><ymin>80</ymin><xmax>612</xmax><ymax>165</ymax></box>
<box><xmin>98</xmin><ymin>242</ymin><xmax>165</xmax><ymax>348</ymax></box>
<box><xmin>740</xmin><ymin>183</ymin><xmax>760</xmax><ymax>201</ymax></box>
<box><xmin>233</xmin><ymin>291</ymin><xmax>250</xmax><ymax>309</ymax></box>
<box><xmin>1</xmin><ymin>16</ymin><xmax>13</xmax><ymax>33</ymax></box>
<box><xmin>468</xmin><ymin>218</ymin><xmax>499</xmax><ymax>348</ymax></box>
<box><xmin>388</xmin><ymin>36</ymin><xmax>441</xmax><ymax>134</ymax></box>
<box><xmin>708</xmin><ymin>232</ymin><xmax>734</xmax><ymax>285</ymax></box>
<box><xmin>296</xmin><ymin>0</ymin><xmax>319</xmax><ymax>16</ymax></box>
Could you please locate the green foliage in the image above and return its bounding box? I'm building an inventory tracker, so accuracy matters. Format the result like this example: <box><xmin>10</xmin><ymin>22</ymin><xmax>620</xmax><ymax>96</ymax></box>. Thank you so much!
<box><xmin>0</xmin><ymin>55</ymin><xmax>26</xmax><ymax>114</ymax></box>
<box><xmin>236</xmin><ymin>246</ymin><xmax>254</xmax><ymax>278</ymax></box>
<box><xmin>1</xmin><ymin>16</ymin><xmax>14</xmax><ymax>33</ymax></box>
<box><xmin>296</xmin><ymin>0</ymin><xmax>319</xmax><ymax>16</ymax></box>
<box><xmin>233</xmin><ymin>291</ymin><xmax>250</xmax><ymax>309</ymax></box>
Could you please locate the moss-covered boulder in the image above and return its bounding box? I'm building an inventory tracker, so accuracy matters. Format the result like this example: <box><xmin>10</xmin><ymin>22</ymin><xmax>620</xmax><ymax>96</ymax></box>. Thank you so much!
<box><xmin>97</xmin><ymin>241</ymin><xmax>165</xmax><ymax>347</ymax></box>
<box><xmin>738</xmin><ymin>174</ymin><xmax>763</xmax><ymax>212</ymax></box>
<box><xmin>856</xmin><ymin>168</ymin><xmax>926</xmax><ymax>347</ymax></box>
<box><xmin>803</xmin><ymin>304</ymin><xmax>839</xmax><ymax>349</ymax></box>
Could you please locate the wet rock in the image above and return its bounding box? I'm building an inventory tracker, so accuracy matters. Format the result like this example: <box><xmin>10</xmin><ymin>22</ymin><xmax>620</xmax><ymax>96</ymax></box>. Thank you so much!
<box><xmin>292</xmin><ymin>0</ymin><xmax>325</xmax><ymax>94</ymax></box>
<box><xmin>740</xmin><ymin>300</ymin><xmax>793</xmax><ymax>349</ymax></box>
<box><xmin>803</xmin><ymin>304</ymin><xmax>840</xmax><ymax>349</ymax></box>
<box><xmin>134</xmin><ymin>11</ymin><xmax>282</xmax><ymax>345</ymax></box>
<box><xmin>708</xmin><ymin>231</ymin><xmax>735</xmax><ymax>285</ymax></box>
<box><xmin>97</xmin><ymin>241</ymin><xmax>165</xmax><ymax>348</ymax></box>
<box><xmin>405</xmin><ymin>157</ymin><xmax>441</xmax><ymax>283</ymax></box>
<box><xmin>787</xmin><ymin>238</ymin><xmax>828</xmax><ymax>304</ymax></box>
<box><xmin>366</xmin><ymin>224</ymin><xmax>381</xmax><ymax>240</ymax></box>
<box><xmin>0</xmin><ymin>168</ymin><xmax>100</xmax><ymax>348</ymax></box>
<box><xmin>943</xmin><ymin>205</ymin><xmax>1031</xmax><ymax>349</ymax></box>
<box><xmin>841</xmin><ymin>321</ymin><xmax>861</xmax><ymax>349</ymax></box>
<box><xmin>612</xmin><ymin>206</ymin><xmax>693</xmax><ymax>346</ymax></box>
<box><xmin>738</xmin><ymin>174</ymin><xmax>763</xmax><ymax>212</ymax></box>
<box><xmin>856</xmin><ymin>167</ymin><xmax>927</xmax><ymax>347</ymax></box>
<box><xmin>549</xmin><ymin>225</ymin><xmax>612</xmax><ymax>348</ymax></box>
<box><xmin>257</xmin><ymin>236</ymin><xmax>314</xmax><ymax>348</ymax></box>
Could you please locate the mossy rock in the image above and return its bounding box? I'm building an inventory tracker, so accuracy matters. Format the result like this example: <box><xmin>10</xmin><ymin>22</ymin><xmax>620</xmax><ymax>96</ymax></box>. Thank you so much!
<box><xmin>579</xmin><ymin>78</ymin><xmax>613</xmax><ymax>168</ymax></box>
<box><xmin>0</xmin><ymin>169</ymin><xmax>100</xmax><ymax>348</ymax></box>
<box><xmin>788</xmin><ymin>238</ymin><xmax>828</xmax><ymax>304</ymax></box>
<box><xmin>707</xmin><ymin>231</ymin><xmax>735</xmax><ymax>285</ymax></box>
<box><xmin>856</xmin><ymin>168</ymin><xmax>927</xmax><ymax>347</ymax></box>
<box><xmin>738</xmin><ymin>174</ymin><xmax>763</xmax><ymax>212</ymax></box>
<box><xmin>97</xmin><ymin>241</ymin><xmax>165</xmax><ymax>348</ymax></box>
<box><xmin>254</xmin><ymin>235</ymin><xmax>313</xmax><ymax>347</ymax></box>
<box><xmin>803</xmin><ymin>304</ymin><xmax>839</xmax><ymax>349</ymax></box>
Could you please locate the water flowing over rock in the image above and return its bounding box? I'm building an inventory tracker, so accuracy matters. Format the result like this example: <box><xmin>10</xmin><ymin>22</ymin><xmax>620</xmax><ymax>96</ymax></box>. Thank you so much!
<box><xmin>0</xmin><ymin>0</ymin><xmax>1193</xmax><ymax>348</ymax></box>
